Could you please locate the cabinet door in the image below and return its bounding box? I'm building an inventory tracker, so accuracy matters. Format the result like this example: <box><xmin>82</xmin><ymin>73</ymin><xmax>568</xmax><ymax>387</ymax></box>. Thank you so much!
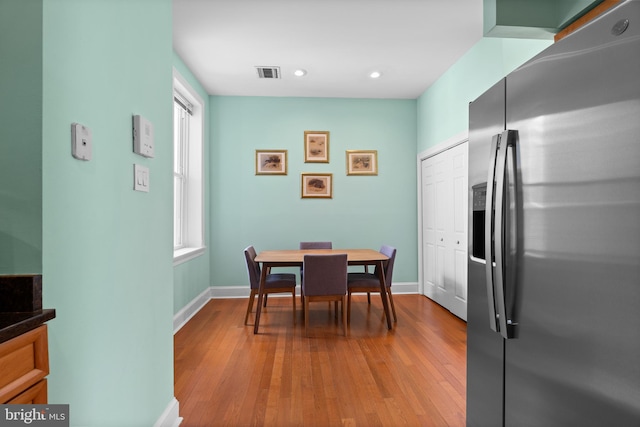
<box><xmin>0</xmin><ymin>325</ymin><xmax>49</xmax><ymax>403</ymax></box>
<box><xmin>8</xmin><ymin>379</ymin><xmax>47</xmax><ymax>404</ymax></box>
<box><xmin>421</xmin><ymin>142</ymin><xmax>468</xmax><ymax>320</ymax></box>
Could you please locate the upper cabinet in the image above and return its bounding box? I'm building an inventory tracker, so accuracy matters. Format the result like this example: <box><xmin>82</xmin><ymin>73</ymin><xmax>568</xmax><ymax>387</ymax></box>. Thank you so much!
<box><xmin>483</xmin><ymin>0</ymin><xmax>617</xmax><ymax>40</ymax></box>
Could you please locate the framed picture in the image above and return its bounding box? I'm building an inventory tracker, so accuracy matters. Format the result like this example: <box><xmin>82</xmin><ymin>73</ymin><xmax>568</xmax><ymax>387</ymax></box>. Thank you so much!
<box><xmin>301</xmin><ymin>173</ymin><xmax>332</xmax><ymax>198</ymax></box>
<box><xmin>255</xmin><ymin>150</ymin><xmax>287</xmax><ymax>175</ymax></box>
<box><xmin>346</xmin><ymin>150</ymin><xmax>378</xmax><ymax>175</ymax></box>
<box><xmin>304</xmin><ymin>131</ymin><xmax>330</xmax><ymax>163</ymax></box>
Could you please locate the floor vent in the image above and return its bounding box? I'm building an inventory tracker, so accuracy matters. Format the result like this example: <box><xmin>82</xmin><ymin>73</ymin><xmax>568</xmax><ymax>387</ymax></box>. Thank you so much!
<box><xmin>255</xmin><ymin>66</ymin><xmax>281</xmax><ymax>79</ymax></box>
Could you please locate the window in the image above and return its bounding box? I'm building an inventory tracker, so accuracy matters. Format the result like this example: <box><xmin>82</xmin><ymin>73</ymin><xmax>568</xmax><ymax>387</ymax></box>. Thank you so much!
<box><xmin>173</xmin><ymin>69</ymin><xmax>205</xmax><ymax>265</ymax></box>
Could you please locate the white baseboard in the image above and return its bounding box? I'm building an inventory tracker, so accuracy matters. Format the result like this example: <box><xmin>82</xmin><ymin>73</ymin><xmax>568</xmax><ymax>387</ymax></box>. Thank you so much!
<box><xmin>173</xmin><ymin>282</ymin><xmax>419</xmax><ymax>333</ymax></box>
<box><xmin>154</xmin><ymin>397</ymin><xmax>182</xmax><ymax>427</ymax></box>
<box><xmin>387</xmin><ymin>282</ymin><xmax>418</xmax><ymax>294</ymax></box>
<box><xmin>209</xmin><ymin>286</ymin><xmax>253</xmax><ymax>299</ymax></box>
<box><xmin>173</xmin><ymin>287</ymin><xmax>213</xmax><ymax>333</ymax></box>
<box><xmin>209</xmin><ymin>282</ymin><xmax>418</xmax><ymax>298</ymax></box>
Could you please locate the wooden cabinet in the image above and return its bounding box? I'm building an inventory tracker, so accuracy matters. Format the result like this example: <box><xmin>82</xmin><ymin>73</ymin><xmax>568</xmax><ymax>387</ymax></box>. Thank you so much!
<box><xmin>0</xmin><ymin>325</ymin><xmax>49</xmax><ymax>404</ymax></box>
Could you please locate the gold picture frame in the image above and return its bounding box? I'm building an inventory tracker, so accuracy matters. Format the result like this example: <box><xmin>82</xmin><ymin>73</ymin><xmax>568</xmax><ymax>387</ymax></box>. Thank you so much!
<box><xmin>346</xmin><ymin>150</ymin><xmax>378</xmax><ymax>175</ymax></box>
<box><xmin>301</xmin><ymin>173</ymin><xmax>333</xmax><ymax>198</ymax></box>
<box><xmin>255</xmin><ymin>150</ymin><xmax>287</xmax><ymax>175</ymax></box>
<box><xmin>304</xmin><ymin>131</ymin><xmax>330</xmax><ymax>163</ymax></box>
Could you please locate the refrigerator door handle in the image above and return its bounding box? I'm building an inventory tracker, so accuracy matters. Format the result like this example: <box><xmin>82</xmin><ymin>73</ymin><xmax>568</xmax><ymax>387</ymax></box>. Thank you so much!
<box><xmin>495</xmin><ymin>129</ymin><xmax>518</xmax><ymax>340</ymax></box>
<box><xmin>484</xmin><ymin>134</ymin><xmax>500</xmax><ymax>332</ymax></box>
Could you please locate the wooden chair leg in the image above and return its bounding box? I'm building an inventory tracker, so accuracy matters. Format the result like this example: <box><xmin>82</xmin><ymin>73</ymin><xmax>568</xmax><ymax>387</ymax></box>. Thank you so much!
<box><xmin>292</xmin><ymin>289</ymin><xmax>296</xmax><ymax>325</ymax></box>
<box><xmin>387</xmin><ymin>288</ymin><xmax>397</xmax><ymax>322</ymax></box>
<box><xmin>304</xmin><ymin>299</ymin><xmax>310</xmax><ymax>337</ymax></box>
<box><xmin>244</xmin><ymin>290</ymin><xmax>256</xmax><ymax>325</ymax></box>
<box><xmin>342</xmin><ymin>296</ymin><xmax>347</xmax><ymax>336</ymax></box>
<box><xmin>367</xmin><ymin>292</ymin><xmax>371</xmax><ymax>304</ymax></box>
<box><xmin>263</xmin><ymin>294</ymin><xmax>268</xmax><ymax>307</ymax></box>
<box><xmin>347</xmin><ymin>291</ymin><xmax>352</xmax><ymax>325</ymax></box>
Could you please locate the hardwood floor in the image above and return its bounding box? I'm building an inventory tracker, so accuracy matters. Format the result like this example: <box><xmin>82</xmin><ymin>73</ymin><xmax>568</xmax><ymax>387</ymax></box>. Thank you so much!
<box><xmin>174</xmin><ymin>294</ymin><xmax>467</xmax><ymax>426</ymax></box>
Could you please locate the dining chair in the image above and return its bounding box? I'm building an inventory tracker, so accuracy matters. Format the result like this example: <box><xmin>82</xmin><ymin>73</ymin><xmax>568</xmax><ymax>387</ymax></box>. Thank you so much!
<box><xmin>347</xmin><ymin>245</ymin><xmax>397</xmax><ymax>325</ymax></box>
<box><xmin>301</xmin><ymin>254</ymin><xmax>348</xmax><ymax>337</ymax></box>
<box><xmin>299</xmin><ymin>241</ymin><xmax>332</xmax><ymax>279</ymax></box>
<box><xmin>299</xmin><ymin>241</ymin><xmax>333</xmax><ymax>312</ymax></box>
<box><xmin>243</xmin><ymin>245</ymin><xmax>297</xmax><ymax>326</ymax></box>
<box><xmin>299</xmin><ymin>241</ymin><xmax>332</xmax><ymax>250</ymax></box>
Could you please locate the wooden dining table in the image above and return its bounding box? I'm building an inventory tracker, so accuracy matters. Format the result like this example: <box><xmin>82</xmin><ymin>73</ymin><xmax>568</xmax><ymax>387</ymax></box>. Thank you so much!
<box><xmin>253</xmin><ymin>249</ymin><xmax>391</xmax><ymax>334</ymax></box>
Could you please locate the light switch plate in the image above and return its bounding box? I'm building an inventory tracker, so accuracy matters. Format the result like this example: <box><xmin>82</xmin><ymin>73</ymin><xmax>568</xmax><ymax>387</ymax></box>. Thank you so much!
<box><xmin>133</xmin><ymin>164</ymin><xmax>149</xmax><ymax>192</ymax></box>
<box><xmin>71</xmin><ymin>123</ymin><xmax>92</xmax><ymax>160</ymax></box>
<box><xmin>132</xmin><ymin>115</ymin><xmax>154</xmax><ymax>158</ymax></box>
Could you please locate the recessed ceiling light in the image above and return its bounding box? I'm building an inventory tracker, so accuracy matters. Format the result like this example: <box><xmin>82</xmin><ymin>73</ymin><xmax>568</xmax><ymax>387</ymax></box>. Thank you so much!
<box><xmin>369</xmin><ymin>71</ymin><xmax>382</xmax><ymax>79</ymax></box>
<box><xmin>294</xmin><ymin>69</ymin><xmax>307</xmax><ymax>77</ymax></box>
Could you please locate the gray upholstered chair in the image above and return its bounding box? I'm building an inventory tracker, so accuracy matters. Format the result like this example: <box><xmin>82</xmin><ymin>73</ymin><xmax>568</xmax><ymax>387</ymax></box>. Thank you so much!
<box><xmin>299</xmin><ymin>241</ymin><xmax>332</xmax><ymax>250</ymax></box>
<box><xmin>301</xmin><ymin>254</ymin><xmax>348</xmax><ymax>337</ymax></box>
<box><xmin>347</xmin><ymin>245</ymin><xmax>397</xmax><ymax>324</ymax></box>
<box><xmin>299</xmin><ymin>241</ymin><xmax>333</xmax><ymax>311</ymax></box>
<box><xmin>244</xmin><ymin>245</ymin><xmax>297</xmax><ymax>326</ymax></box>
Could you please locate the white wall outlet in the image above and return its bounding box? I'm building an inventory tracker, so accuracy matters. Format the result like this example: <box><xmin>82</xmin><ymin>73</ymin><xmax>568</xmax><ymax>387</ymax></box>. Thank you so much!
<box><xmin>133</xmin><ymin>164</ymin><xmax>150</xmax><ymax>192</ymax></box>
<box><xmin>71</xmin><ymin>123</ymin><xmax>92</xmax><ymax>161</ymax></box>
<box><xmin>132</xmin><ymin>115</ymin><xmax>154</xmax><ymax>158</ymax></box>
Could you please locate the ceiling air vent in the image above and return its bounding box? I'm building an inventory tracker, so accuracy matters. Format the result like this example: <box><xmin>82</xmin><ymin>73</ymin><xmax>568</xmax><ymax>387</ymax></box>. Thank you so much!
<box><xmin>255</xmin><ymin>66</ymin><xmax>281</xmax><ymax>79</ymax></box>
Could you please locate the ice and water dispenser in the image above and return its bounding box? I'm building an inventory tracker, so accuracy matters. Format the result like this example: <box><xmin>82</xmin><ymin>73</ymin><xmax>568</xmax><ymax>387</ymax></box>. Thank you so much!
<box><xmin>472</xmin><ymin>183</ymin><xmax>487</xmax><ymax>260</ymax></box>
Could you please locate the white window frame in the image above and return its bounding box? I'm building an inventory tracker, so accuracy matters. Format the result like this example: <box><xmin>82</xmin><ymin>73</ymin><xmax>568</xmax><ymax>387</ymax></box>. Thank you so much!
<box><xmin>173</xmin><ymin>68</ymin><xmax>205</xmax><ymax>265</ymax></box>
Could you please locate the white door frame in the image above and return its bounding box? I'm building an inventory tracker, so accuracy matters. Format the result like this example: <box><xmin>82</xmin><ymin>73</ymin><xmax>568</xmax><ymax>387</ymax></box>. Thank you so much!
<box><xmin>416</xmin><ymin>131</ymin><xmax>468</xmax><ymax>298</ymax></box>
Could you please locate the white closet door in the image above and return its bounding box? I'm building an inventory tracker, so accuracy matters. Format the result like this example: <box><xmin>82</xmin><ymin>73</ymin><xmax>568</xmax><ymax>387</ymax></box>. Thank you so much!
<box><xmin>434</xmin><ymin>151</ymin><xmax>452</xmax><ymax>310</ymax></box>
<box><xmin>449</xmin><ymin>143</ymin><xmax>468</xmax><ymax>320</ymax></box>
<box><xmin>421</xmin><ymin>142</ymin><xmax>468</xmax><ymax>320</ymax></box>
<box><xmin>421</xmin><ymin>158</ymin><xmax>437</xmax><ymax>299</ymax></box>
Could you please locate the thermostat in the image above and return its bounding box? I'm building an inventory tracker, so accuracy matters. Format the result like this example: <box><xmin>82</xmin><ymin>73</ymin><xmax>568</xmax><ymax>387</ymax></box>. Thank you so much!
<box><xmin>132</xmin><ymin>115</ymin><xmax>154</xmax><ymax>158</ymax></box>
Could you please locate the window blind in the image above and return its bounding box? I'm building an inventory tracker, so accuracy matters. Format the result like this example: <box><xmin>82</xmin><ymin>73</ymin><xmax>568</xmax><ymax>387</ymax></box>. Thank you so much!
<box><xmin>174</xmin><ymin>91</ymin><xmax>193</xmax><ymax>115</ymax></box>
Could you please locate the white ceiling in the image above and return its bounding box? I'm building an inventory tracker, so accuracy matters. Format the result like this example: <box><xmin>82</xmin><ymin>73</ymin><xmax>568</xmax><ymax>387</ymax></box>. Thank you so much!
<box><xmin>172</xmin><ymin>0</ymin><xmax>484</xmax><ymax>99</ymax></box>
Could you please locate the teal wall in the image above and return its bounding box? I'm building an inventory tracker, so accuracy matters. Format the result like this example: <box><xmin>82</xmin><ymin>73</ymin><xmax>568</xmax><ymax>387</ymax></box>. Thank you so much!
<box><xmin>0</xmin><ymin>0</ymin><xmax>42</xmax><ymax>273</ymax></box>
<box><xmin>172</xmin><ymin>53</ymin><xmax>212</xmax><ymax>314</ymax></box>
<box><xmin>41</xmin><ymin>0</ymin><xmax>174</xmax><ymax>425</ymax></box>
<box><xmin>209</xmin><ymin>97</ymin><xmax>418</xmax><ymax>285</ymax></box>
<box><xmin>417</xmin><ymin>37</ymin><xmax>552</xmax><ymax>152</ymax></box>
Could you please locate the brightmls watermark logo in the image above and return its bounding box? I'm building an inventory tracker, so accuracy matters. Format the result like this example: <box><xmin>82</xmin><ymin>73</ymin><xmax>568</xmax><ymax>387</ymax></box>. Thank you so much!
<box><xmin>0</xmin><ymin>405</ymin><xmax>68</xmax><ymax>426</ymax></box>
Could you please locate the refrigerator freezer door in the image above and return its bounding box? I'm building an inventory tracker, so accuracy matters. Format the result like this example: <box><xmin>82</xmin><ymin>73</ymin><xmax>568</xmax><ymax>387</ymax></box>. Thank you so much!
<box><xmin>503</xmin><ymin>1</ymin><xmax>640</xmax><ymax>425</ymax></box>
<box><xmin>467</xmin><ymin>80</ymin><xmax>506</xmax><ymax>427</ymax></box>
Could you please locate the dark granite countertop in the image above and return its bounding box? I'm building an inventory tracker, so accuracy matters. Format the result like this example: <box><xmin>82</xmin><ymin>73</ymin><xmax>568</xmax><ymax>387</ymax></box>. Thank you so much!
<box><xmin>0</xmin><ymin>274</ymin><xmax>56</xmax><ymax>344</ymax></box>
<box><xmin>0</xmin><ymin>309</ymin><xmax>56</xmax><ymax>344</ymax></box>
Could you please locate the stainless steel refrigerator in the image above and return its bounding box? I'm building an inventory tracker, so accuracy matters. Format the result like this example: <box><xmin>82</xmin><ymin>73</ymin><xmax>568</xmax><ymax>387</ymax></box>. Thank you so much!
<box><xmin>467</xmin><ymin>1</ymin><xmax>640</xmax><ymax>426</ymax></box>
